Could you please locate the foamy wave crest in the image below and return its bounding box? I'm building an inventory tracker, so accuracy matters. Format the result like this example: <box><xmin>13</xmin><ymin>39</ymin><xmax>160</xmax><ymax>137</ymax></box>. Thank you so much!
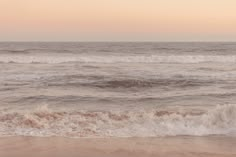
<box><xmin>0</xmin><ymin>104</ymin><xmax>236</xmax><ymax>138</ymax></box>
<box><xmin>1</xmin><ymin>55</ymin><xmax>236</xmax><ymax>64</ymax></box>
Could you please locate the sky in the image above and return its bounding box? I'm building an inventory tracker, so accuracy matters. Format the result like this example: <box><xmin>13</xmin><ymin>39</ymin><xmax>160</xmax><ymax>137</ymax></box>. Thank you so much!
<box><xmin>0</xmin><ymin>0</ymin><xmax>236</xmax><ymax>41</ymax></box>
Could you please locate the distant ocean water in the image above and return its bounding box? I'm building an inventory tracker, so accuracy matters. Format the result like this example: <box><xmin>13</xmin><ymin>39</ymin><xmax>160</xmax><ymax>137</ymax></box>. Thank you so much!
<box><xmin>0</xmin><ymin>42</ymin><xmax>236</xmax><ymax>138</ymax></box>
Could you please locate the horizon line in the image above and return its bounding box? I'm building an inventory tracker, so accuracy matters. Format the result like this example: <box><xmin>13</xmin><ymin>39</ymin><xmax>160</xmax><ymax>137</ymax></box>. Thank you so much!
<box><xmin>0</xmin><ymin>41</ymin><xmax>236</xmax><ymax>43</ymax></box>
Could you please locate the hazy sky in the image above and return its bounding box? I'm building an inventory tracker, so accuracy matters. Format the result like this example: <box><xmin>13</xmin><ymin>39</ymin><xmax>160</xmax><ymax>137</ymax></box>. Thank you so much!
<box><xmin>1</xmin><ymin>0</ymin><xmax>236</xmax><ymax>41</ymax></box>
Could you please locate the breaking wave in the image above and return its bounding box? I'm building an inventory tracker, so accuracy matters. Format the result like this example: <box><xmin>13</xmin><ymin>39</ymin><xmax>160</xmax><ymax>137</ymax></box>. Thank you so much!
<box><xmin>0</xmin><ymin>104</ymin><xmax>236</xmax><ymax>138</ymax></box>
<box><xmin>1</xmin><ymin>55</ymin><xmax>236</xmax><ymax>64</ymax></box>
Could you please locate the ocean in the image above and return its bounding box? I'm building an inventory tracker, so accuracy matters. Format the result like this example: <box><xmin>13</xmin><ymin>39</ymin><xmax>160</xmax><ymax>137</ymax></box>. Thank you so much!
<box><xmin>0</xmin><ymin>42</ymin><xmax>236</xmax><ymax>138</ymax></box>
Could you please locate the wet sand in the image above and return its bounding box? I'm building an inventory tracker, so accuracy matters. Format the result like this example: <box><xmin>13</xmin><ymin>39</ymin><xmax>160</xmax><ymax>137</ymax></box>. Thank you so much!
<box><xmin>0</xmin><ymin>136</ymin><xmax>236</xmax><ymax>157</ymax></box>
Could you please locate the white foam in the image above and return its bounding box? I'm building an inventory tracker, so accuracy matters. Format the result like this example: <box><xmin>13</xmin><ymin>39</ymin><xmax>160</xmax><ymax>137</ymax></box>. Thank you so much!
<box><xmin>0</xmin><ymin>104</ymin><xmax>236</xmax><ymax>138</ymax></box>
<box><xmin>1</xmin><ymin>54</ymin><xmax>236</xmax><ymax>64</ymax></box>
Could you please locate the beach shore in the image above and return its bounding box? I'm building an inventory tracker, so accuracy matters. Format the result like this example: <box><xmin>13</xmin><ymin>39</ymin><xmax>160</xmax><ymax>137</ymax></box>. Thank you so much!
<box><xmin>0</xmin><ymin>136</ymin><xmax>235</xmax><ymax>157</ymax></box>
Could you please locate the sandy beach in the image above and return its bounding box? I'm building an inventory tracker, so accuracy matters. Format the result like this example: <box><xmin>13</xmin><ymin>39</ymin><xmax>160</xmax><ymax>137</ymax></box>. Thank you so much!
<box><xmin>0</xmin><ymin>136</ymin><xmax>236</xmax><ymax>157</ymax></box>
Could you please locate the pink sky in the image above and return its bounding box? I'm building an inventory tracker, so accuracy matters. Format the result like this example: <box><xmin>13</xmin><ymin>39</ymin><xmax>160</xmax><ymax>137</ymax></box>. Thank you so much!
<box><xmin>1</xmin><ymin>0</ymin><xmax>236</xmax><ymax>41</ymax></box>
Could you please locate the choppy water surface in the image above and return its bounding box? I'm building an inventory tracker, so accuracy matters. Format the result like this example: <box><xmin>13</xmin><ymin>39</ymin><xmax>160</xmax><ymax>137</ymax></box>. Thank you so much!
<box><xmin>0</xmin><ymin>42</ymin><xmax>236</xmax><ymax>137</ymax></box>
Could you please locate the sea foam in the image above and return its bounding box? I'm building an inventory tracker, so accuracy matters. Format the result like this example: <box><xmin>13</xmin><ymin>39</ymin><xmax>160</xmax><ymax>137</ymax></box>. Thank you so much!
<box><xmin>1</xmin><ymin>55</ymin><xmax>236</xmax><ymax>64</ymax></box>
<box><xmin>0</xmin><ymin>104</ymin><xmax>236</xmax><ymax>138</ymax></box>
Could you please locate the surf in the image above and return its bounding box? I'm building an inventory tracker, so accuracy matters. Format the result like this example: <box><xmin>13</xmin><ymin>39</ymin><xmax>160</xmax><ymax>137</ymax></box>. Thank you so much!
<box><xmin>0</xmin><ymin>104</ymin><xmax>236</xmax><ymax>138</ymax></box>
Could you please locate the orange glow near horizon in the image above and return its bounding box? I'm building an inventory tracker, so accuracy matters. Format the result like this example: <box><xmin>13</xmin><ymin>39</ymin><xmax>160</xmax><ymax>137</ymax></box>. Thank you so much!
<box><xmin>1</xmin><ymin>0</ymin><xmax>236</xmax><ymax>41</ymax></box>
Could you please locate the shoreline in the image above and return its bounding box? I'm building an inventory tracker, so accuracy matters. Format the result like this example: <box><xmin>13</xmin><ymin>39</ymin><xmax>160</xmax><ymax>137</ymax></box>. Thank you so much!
<box><xmin>0</xmin><ymin>136</ymin><xmax>236</xmax><ymax>157</ymax></box>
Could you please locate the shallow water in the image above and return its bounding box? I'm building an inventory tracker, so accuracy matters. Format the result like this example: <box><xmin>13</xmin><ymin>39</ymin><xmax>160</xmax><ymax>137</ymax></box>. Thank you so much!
<box><xmin>0</xmin><ymin>42</ymin><xmax>236</xmax><ymax>137</ymax></box>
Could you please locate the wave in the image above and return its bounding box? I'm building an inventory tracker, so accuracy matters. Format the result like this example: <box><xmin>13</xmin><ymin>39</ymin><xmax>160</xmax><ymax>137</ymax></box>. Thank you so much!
<box><xmin>44</xmin><ymin>76</ymin><xmax>212</xmax><ymax>89</ymax></box>
<box><xmin>85</xmin><ymin>78</ymin><xmax>213</xmax><ymax>89</ymax></box>
<box><xmin>1</xmin><ymin>55</ymin><xmax>236</xmax><ymax>64</ymax></box>
<box><xmin>0</xmin><ymin>104</ymin><xmax>236</xmax><ymax>138</ymax></box>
